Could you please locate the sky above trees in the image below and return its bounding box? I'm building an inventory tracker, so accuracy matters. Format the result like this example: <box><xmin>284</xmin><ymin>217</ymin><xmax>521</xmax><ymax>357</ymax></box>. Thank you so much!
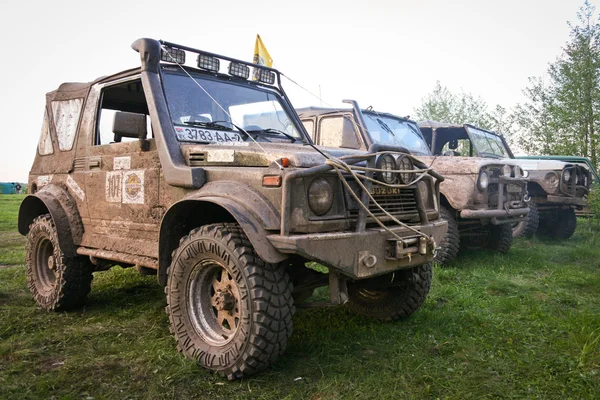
<box><xmin>0</xmin><ymin>0</ymin><xmax>593</xmax><ymax>181</ymax></box>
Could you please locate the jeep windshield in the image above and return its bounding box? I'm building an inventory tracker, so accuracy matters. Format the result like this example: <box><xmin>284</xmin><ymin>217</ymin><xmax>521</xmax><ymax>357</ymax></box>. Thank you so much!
<box><xmin>466</xmin><ymin>126</ymin><xmax>510</xmax><ymax>158</ymax></box>
<box><xmin>162</xmin><ymin>71</ymin><xmax>305</xmax><ymax>144</ymax></box>
<box><xmin>363</xmin><ymin>112</ymin><xmax>431</xmax><ymax>155</ymax></box>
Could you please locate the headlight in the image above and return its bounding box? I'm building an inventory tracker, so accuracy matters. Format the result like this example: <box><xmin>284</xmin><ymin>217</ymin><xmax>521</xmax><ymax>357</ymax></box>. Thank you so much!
<box><xmin>545</xmin><ymin>172</ymin><xmax>559</xmax><ymax>189</ymax></box>
<box><xmin>522</xmin><ymin>168</ymin><xmax>529</xmax><ymax>178</ymax></box>
<box><xmin>397</xmin><ymin>155</ymin><xmax>415</xmax><ymax>184</ymax></box>
<box><xmin>307</xmin><ymin>177</ymin><xmax>334</xmax><ymax>216</ymax></box>
<box><xmin>503</xmin><ymin>165</ymin><xmax>513</xmax><ymax>177</ymax></box>
<box><xmin>376</xmin><ymin>154</ymin><xmax>397</xmax><ymax>184</ymax></box>
<box><xmin>563</xmin><ymin>170</ymin><xmax>571</xmax><ymax>183</ymax></box>
<box><xmin>478</xmin><ymin>171</ymin><xmax>489</xmax><ymax>191</ymax></box>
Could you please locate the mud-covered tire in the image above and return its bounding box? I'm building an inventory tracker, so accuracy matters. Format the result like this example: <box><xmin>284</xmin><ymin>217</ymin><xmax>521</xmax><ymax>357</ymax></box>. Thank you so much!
<box><xmin>434</xmin><ymin>206</ymin><xmax>460</xmax><ymax>264</ymax></box>
<box><xmin>512</xmin><ymin>202</ymin><xmax>539</xmax><ymax>238</ymax></box>
<box><xmin>165</xmin><ymin>223</ymin><xmax>294</xmax><ymax>380</ymax></box>
<box><xmin>485</xmin><ymin>223</ymin><xmax>513</xmax><ymax>253</ymax></box>
<box><xmin>25</xmin><ymin>214</ymin><xmax>93</xmax><ymax>311</ymax></box>
<box><xmin>552</xmin><ymin>208</ymin><xmax>577</xmax><ymax>239</ymax></box>
<box><xmin>346</xmin><ymin>263</ymin><xmax>432</xmax><ymax>321</ymax></box>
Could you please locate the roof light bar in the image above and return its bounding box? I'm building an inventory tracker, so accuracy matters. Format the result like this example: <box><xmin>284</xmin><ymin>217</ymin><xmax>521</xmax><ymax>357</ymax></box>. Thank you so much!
<box><xmin>229</xmin><ymin>62</ymin><xmax>250</xmax><ymax>79</ymax></box>
<box><xmin>255</xmin><ymin>68</ymin><xmax>276</xmax><ymax>85</ymax></box>
<box><xmin>160</xmin><ymin>46</ymin><xmax>185</xmax><ymax>64</ymax></box>
<box><xmin>197</xmin><ymin>54</ymin><xmax>220</xmax><ymax>72</ymax></box>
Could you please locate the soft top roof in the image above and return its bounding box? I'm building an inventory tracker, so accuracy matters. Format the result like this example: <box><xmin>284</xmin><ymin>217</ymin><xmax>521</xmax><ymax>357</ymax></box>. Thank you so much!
<box><xmin>45</xmin><ymin>67</ymin><xmax>141</xmax><ymax>102</ymax></box>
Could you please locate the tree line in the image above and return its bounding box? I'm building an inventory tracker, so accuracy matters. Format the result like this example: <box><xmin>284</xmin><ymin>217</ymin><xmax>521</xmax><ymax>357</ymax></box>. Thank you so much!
<box><xmin>414</xmin><ymin>1</ymin><xmax>600</xmax><ymax>170</ymax></box>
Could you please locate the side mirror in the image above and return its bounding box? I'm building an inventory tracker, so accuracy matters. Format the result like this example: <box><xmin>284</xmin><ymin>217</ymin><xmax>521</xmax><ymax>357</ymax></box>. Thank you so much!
<box><xmin>449</xmin><ymin>139</ymin><xmax>458</xmax><ymax>150</ymax></box>
<box><xmin>113</xmin><ymin>111</ymin><xmax>148</xmax><ymax>142</ymax></box>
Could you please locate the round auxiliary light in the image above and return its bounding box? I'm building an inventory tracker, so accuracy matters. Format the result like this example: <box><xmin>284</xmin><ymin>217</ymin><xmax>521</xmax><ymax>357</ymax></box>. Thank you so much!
<box><xmin>478</xmin><ymin>171</ymin><xmax>489</xmax><ymax>191</ymax></box>
<box><xmin>563</xmin><ymin>169</ymin><xmax>571</xmax><ymax>183</ymax></box>
<box><xmin>307</xmin><ymin>177</ymin><xmax>334</xmax><ymax>216</ymax></box>
<box><xmin>545</xmin><ymin>172</ymin><xmax>559</xmax><ymax>188</ymax></box>
<box><xmin>514</xmin><ymin>166</ymin><xmax>523</xmax><ymax>178</ymax></box>
<box><xmin>376</xmin><ymin>154</ymin><xmax>397</xmax><ymax>184</ymax></box>
<box><xmin>503</xmin><ymin>164</ymin><xmax>513</xmax><ymax>177</ymax></box>
<box><xmin>397</xmin><ymin>155</ymin><xmax>416</xmax><ymax>184</ymax></box>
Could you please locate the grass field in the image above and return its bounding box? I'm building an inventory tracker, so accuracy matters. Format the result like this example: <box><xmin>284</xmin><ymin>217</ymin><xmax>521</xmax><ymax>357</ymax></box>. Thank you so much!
<box><xmin>1</xmin><ymin>193</ymin><xmax>599</xmax><ymax>399</ymax></box>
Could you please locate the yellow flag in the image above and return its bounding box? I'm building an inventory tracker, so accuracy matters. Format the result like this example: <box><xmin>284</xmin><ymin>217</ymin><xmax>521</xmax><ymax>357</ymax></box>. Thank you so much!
<box><xmin>253</xmin><ymin>34</ymin><xmax>273</xmax><ymax>67</ymax></box>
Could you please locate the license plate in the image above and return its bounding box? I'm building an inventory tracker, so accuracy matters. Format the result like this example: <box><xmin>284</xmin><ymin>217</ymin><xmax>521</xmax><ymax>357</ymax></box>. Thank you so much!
<box><xmin>507</xmin><ymin>184</ymin><xmax>521</xmax><ymax>193</ymax></box>
<box><xmin>174</xmin><ymin>125</ymin><xmax>243</xmax><ymax>143</ymax></box>
<box><xmin>370</xmin><ymin>186</ymin><xmax>400</xmax><ymax>195</ymax></box>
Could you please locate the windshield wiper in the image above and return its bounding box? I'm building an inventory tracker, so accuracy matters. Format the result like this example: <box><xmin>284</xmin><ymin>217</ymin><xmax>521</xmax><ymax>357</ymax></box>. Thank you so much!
<box><xmin>376</xmin><ymin>118</ymin><xmax>395</xmax><ymax>136</ymax></box>
<box><xmin>184</xmin><ymin>120</ymin><xmax>234</xmax><ymax>131</ymax></box>
<box><xmin>245</xmin><ymin>128</ymin><xmax>298</xmax><ymax>142</ymax></box>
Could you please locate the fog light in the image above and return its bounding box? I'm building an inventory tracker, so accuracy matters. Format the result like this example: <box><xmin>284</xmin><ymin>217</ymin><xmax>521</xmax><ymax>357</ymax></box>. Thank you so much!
<box><xmin>160</xmin><ymin>46</ymin><xmax>185</xmax><ymax>64</ymax></box>
<box><xmin>255</xmin><ymin>68</ymin><xmax>276</xmax><ymax>84</ymax></box>
<box><xmin>197</xmin><ymin>54</ymin><xmax>220</xmax><ymax>72</ymax></box>
<box><xmin>376</xmin><ymin>154</ymin><xmax>396</xmax><ymax>184</ymax></box>
<box><xmin>397</xmin><ymin>155</ymin><xmax>415</xmax><ymax>184</ymax></box>
<box><xmin>229</xmin><ymin>62</ymin><xmax>250</xmax><ymax>79</ymax></box>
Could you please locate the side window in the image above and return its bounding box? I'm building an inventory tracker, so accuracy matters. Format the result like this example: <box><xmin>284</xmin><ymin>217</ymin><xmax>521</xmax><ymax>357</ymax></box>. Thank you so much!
<box><xmin>96</xmin><ymin>79</ymin><xmax>151</xmax><ymax>145</ymax></box>
<box><xmin>51</xmin><ymin>99</ymin><xmax>83</xmax><ymax>151</ymax></box>
<box><xmin>318</xmin><ymin>115</ymin><xmax>360</xmax><ymax>149</ymax></box>
<box><xmin>38</xmin><ymin>109</ymin><xmax>53</xmax><ymax>155</ymax></box>
<box><xmin>301</xmin><ymin>120</ymin><xmax>314</xmax><ymax>139</ymax></box>
<box><xmin>441</xmin><ymin>139</ymin><xmax>471</xmax><ymax>156</ymax></box>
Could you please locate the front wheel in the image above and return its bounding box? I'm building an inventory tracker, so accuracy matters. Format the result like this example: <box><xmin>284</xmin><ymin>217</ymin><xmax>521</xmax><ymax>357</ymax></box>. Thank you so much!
<box><xmin>346</xmin><ymin>263</ymin><xmax>432</xmax><ymax>321</ymax></box>
<box><xmin>434</xmin><ymin>206</ymin><xmax>460</xmax><ymax>264</ymax></box>
<box><xmin>485</xmin><ymin>223</ymin><xmax>513</xmax><ymax>253</ymax></box>
<box><xmin>166</xmin><ymin>223</ymin><xmax>294</xmax><ymax>380</ymax></box>
<box><xmin>512</xmin><ymin>202</ymin><xmax>539</xmax><ymax>238</ymax></box>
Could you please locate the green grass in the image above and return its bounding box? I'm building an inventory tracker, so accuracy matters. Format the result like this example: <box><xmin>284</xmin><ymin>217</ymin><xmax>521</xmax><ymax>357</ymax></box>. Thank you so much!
<box><xmin>1</xmin><ymin>196</ymin><xmax>599</xmax><ymax>399</ymax></box>
<box><xmin>0</xmin><ymin>195</ymin><xmax>26</xmax><ymax>266</ymax></box>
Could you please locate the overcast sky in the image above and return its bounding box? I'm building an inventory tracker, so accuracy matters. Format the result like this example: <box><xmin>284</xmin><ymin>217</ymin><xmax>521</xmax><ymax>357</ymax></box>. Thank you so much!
<box><xmin>0</xmin><ymin>0</ymin><xmax>591</xmax><ymax>182</ymax></box>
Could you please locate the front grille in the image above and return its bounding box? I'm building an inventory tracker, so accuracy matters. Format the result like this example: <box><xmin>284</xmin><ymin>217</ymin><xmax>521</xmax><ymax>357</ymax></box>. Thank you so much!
<box><xmin>348</xmin><ymin>186</ymin><xmax>418</xmax><ymax>219</ymax></box>
<box><xmin>188</xmin><ymin>152</ymin><xmax>206</xmax><ymax>166</ymax></box>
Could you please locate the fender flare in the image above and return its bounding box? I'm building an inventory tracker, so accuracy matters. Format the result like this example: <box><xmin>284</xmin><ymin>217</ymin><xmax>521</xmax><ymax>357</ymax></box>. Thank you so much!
<box><xmin>18</xmin><ymin>184</ymin><xmax>84</xmax><ymax>258</ymax></box>
<box><xmin>158</xmin><ymin>182</ymin><xmax>286</xmax><ymax>286</ymax></box>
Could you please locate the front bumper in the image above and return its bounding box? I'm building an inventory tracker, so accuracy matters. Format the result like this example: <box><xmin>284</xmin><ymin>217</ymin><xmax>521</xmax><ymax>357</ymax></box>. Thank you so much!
<box><xmin>268</xmin><ymin>219</ymin><xmax>447</xmax><ymax>280</ymax></box>
<box><xmin>460</xmin><ymin>207</ymin><xmax>530</xmax><ymax>224</ymax></box>
<box><xmin>546</xmin><ymin>195</ymin><xmax>587</xmax><ymax>206</ymax></box>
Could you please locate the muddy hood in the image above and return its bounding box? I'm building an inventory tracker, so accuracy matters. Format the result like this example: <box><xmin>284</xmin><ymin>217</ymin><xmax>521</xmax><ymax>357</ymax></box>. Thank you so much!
<box><xmin>183</xmin><ymin>142</ymin><xmax>367</xmax><ymax>168</ymax></box>
<box><xmin>416</xmin><ymin>156</ymin><xmax>522</xmax><ymax>174</ymax></box>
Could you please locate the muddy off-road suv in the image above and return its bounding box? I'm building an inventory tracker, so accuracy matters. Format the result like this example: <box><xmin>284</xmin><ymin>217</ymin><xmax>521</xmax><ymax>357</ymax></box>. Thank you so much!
<box><xmin>298</xmin><ymin>103</ymin><xmax>529</xmax><ymax>264</ymax></box>
<box><xmin>419</xmin><ymin>122</ymin><xmax>591</xmax><ymax>239</ymax></box>
<box><xmin>18</xmin><ymin>39</ymin><xmax>447</xmax><ymax>379</ymax></box>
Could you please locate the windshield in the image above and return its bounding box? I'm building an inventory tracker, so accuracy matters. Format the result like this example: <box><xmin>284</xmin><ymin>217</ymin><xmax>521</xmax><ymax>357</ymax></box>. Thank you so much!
<box><xmin>466</xmin><ymin>126</ymin><xmax>509</xmax><ymax>158</ymax></box>
<box><xmin>362</xmin><ymin>112</ymin><xmax>431</xmax><ymax>155</ymax></box>
<box><xmin>162</xmin><ymin>71</ymin><xmax>305</xmax><ymax>143</ymax></box>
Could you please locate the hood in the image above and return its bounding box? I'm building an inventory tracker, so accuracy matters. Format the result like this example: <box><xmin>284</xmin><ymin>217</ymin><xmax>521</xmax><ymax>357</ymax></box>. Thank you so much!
<box><xmin>181</xmin><ymin>142</ymin><xmax>367</xmax><ymax>168</ymax></box>
<box><xmin>417</xmin><ymin>156</ymin><xmax>519</xmax><ymax>174</ymax></box>
<box><xmin>509</xmin><ymin>158</ymin><xmax>569</xmax><ymax>172</ymax></box>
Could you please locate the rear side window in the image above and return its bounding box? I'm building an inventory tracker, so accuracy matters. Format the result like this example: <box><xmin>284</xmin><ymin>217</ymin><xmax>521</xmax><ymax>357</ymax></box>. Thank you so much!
<box><xmin>51</xmin><ymin>99</ymin><xmax>83</xmax><ymax>151</ymax></box>
<box><xmin>38</xmin><ymin>109</ymin><xmax>53</xmax><ymax>155</ymax></box>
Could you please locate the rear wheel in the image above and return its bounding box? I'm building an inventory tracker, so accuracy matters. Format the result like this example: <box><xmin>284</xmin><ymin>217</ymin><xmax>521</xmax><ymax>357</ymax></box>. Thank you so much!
<box><xmin>512</xmin><ymin>202</ymin><xmax>539</xmax><ymax>238</ymax></box>
<box><xmin>25</xmin><ymin>214</ymin><xmax>93</xmax><ymax>311</ymax></box>
<box><xmin>485</xmin><ymin>223</ymin><xmax>513</xmax><ymax>253</ymax></box>
<box><xmin>166</xmin><ymin>223</ymin><xmax>294</xmax><ymax>380</ymax></box>
<box><xmin>434</xmin><ymin>206</ymin><xmax>460</xmax><ymax>264</ymax></box>
<box><xmin>551</xmin><ymin>208</ymin><xmax>577</xmax><ymax>239</ymax></box>
<box><xmin>346</xmin><ymin>263</ymin><xmax>432</xmax><ymax>321</ymax></box>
